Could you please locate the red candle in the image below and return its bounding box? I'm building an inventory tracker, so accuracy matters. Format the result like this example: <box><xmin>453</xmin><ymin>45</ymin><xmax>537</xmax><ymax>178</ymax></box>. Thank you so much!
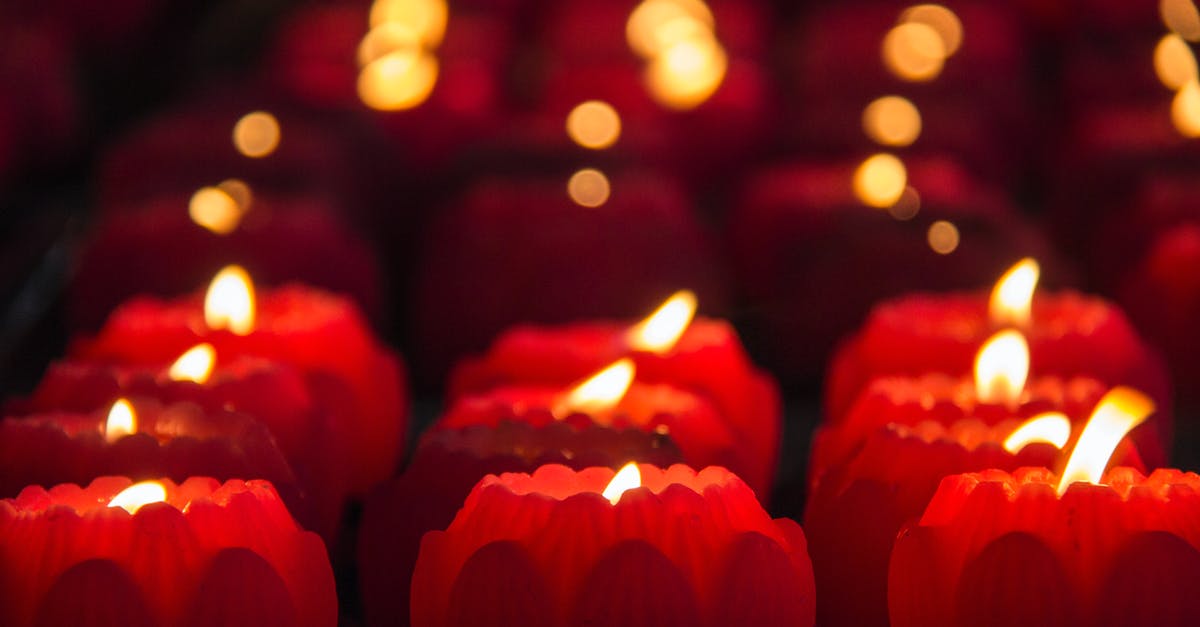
<box><xmin>887</xmin><ymin>386</ymin><xmax>1180</xmax><ymax>626</ymax></box>
<box><xmin>0</xmin><ymin>476</ymin><xmax>336</xmax><ymax>627</ymax></box>
<box><xmin>0</xmin><ymin>398</ymin><xmax>297</xmax><ymax>504</ymax></box>
<box><xmin>14</xmin><ymin>352</ymin><xmax>351</xmax><ymax>540</ymax></box>
<box><xmin>805</xmin><ymin>382</ymin><xmax>1146</xmax><ymax>627</ymax></box>
<box><xmin>448</xmin><ymin>291</ymin><xmax>780</xmax><ymax>498</ymax></box>
<box><xmin>412</xmin><ymin>174</ymin><xmax>733</xmax><ymax>386</ymax></box>
<box><xmin>826</xmin><ymin>258</ymin><xmax>1171</xmax><ymax>461</ymax></box>
<box><xmin>889</xmin><ymin>466</ymin><xmax>1200</xmax><ymax>627</ymax></box>
<box><xmin>71</xmin><ymin>266</ymin><xmax>409</xmax><ymax>496</ymax></box>
<box><xmin>410</xmin><ymin>463</ymin><xmax>815</xmax><ymax>627</ymax></box>
<box><xmin>70</xmin><ymin>193</ymin><xmax>385</xmax><ymax>330</ymax></box>
<box><xmin>728</xmin><ymin>158</ymin><xmax>1057</xmax><ymax>385</ymax></box>
<box><xmin>359</xmin><ymin>398</ymin><xmax>682</xmax><ymax>627</ymax></box>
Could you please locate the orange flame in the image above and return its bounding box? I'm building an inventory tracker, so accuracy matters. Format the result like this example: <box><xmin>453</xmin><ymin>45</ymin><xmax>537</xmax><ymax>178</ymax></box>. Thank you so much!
<box><xmin>974</xmin><ymin>330</ymin><xmax>1029</xmax><ymax>406</ymax></box>
<box><xmin>1002</xmin><ymin>412</ymin><xmax>1070</xmax><ymax>454</ymax></box>
<box><xmin>105</xmin><ymin>398</ymin><xmax>137</xmax><ymax>443</ymax></box>
<box><xmin>204</xmin><ymin>265</ymin><xmax>256</xmax><ymax>335</ymax></box>
<box><xmin>627</xmin><ymin>290</ymin><xmax>697</xmax><ymax>354</ymax></box>
<box><xmin>108</xmin><ymin>481</ymin><xmax>167</xmax><ymax>514</ymax></box>
<box><xmin>168</xmin><ymin>343</ymin><xmax>216</xmax><ymax>384</ymax></box>
<box><xmin>554</xmin><ymin>359</ymin><xmax>636</xmax><ymax>422</ymax></box>
<box><xmin>602</xmin><ymin>462</ymin><xmax>642</xmax><ymax>504</ymax></box>
<box><xmin>1057</xmin><ymin>387</ymin><xmax>1154</xmax><ymax>495</ymax></box>
<box><xmin>989</xmin><ymin>258</ymin><xmax>1040</xmax><ymax>328</ymax></box>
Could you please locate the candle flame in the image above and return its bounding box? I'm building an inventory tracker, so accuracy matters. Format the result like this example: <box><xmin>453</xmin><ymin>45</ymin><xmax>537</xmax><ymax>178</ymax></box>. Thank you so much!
<box><xmin>204</xmin><ymin>265</ymin><xmax>256</xmax><ymax>335</ymax></box>
<box><xmin>974</xmin><ymin>330</ymin><xmax>1029</xmax><ymax>406</ymax></box>
<box><xmin>627</xmin><ymin>290</ymin><xmax>697</xmax><ymax>354</ymax></box>
<box><xmin>1057</xmin><ymin>387</ymin><xmax>1154</xmax><ymax>495</ymax></box>
<box><xmin>168</xmin><ymin>343</ymin><xmax>216</xmax><ymax>384</ymax></box>
<box><xmin>105</xmin><ymin>399</ymin><xmax>137</xmax><ymax>443</ymax></box>
<box><xmin>854</xmin><ymin>153</ymin><xmax>908</xmax><ymax>208</ymax></box>
<box><xmin>108</xmin><ymin>481</ymin><xmax>167</xmax><ymax>514</ymax></box>
<box><xmin>602</xmin><ymin>462</ymin><xmax>642</xmax><ymax>505</ymax></box>
<box><xmin>1002</xmin><ymin>412</ymin><xmax>1070</xmax><ymax>454</ymax></box>
<box><xmin>989</xmin><ymin>258</ymin><xmax>1040</xmax><ymax>328</ymax></box>
<box><xmin>554</xmin><ymin>359</ymin><xmax>636</xmax><ymax>421</ymax></box>
<box><xmin>566</xmin><ymin>100</ymin><xmax>622</xmax><ymax>150</ymax></box>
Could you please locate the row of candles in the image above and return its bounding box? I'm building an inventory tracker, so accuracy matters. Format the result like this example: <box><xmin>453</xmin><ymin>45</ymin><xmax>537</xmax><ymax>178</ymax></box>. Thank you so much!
<box><xmin>2</xmin><ymin>255</ymin><xmax>1197</xmax><ymax>626</ymax></box>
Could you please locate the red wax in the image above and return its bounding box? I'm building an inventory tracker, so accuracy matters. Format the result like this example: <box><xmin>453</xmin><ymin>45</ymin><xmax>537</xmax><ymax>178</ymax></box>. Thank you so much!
<box><xmin>359</xmin><ymin>419</ymin><xmax>681</xmax><ymax>627</ymax></box>
<box><xmin>889</xmin><ymin>468</ymin><xmax>1200</xmax><ymax>627</ymax></box>
<box><xmin>410</xmin><ymin>464</ymin><xmax>815</xmax><ymax>627</ymax></box>
<box><xmin>0</xmin><ymin>399</ymin><xmax>298</xmax><ymax>506</ymax></box>
<box><xmin>449</xmin><ymin>318</ymin><xmax>780</xmax><ymax>497</ymax></box>
<box><xmin>0</xmin><ymin>476</ymin><xmax>336</xmax><ymax>627</ymax></box>
<box><xmin>15</xmin><ymin>357</ymin><xmax>350</xmax><ymax>540</ymax></box>
<box><xmin>825</xmin><ymin>291</ymin><xmax>1171</xmax><ymax>455</ymax></box>
<box><xmin>1120</xmin><ymin>224</ymin><xmax>1200</xmax><ymax>406</ymax></box>
<box><xmin>413</xmin><ymin>175</ymin><xmax>732</xmax><ymax>386</ymax></box>
<box><xmin>729</xmin><ymin>157</ymin><xmax>1057</xmax><ymax>384</ymax></box>
<box><xmin>70</xmin><ymin>195</ymin><xmax>384</xmax><ymax>330</ymax></box>
<box><xmin>804</xmin><ymin>374</ymin><xmax>1145</xmax><ymax>627</ymax></box>
<box><xmin>72</xmin><ymin>284</ymin><xmax>409</xmax><ymax>496</ymax></box>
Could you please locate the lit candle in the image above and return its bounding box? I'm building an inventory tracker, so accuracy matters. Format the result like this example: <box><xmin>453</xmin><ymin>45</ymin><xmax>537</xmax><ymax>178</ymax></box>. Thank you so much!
<box><xmin>0</xmin><ymin>476</ymin><xmax>335</xmax><ymax>627</ymax></box>
<box><xmin>826</xmin><ymin>257</ymin><xmax>1171</xmax><ymax>465</ymax></box>
<box><xmin>889</xmin><ymin>388</ymin><xmax>1191</xmax><ymax>627</ymax></box>
<box><xmin>410</xmin><ymin>463</ymin><xmax>815</xmax><ymax>627</ymax></box>
<box><xmin>449</xmin><ymin>290</ymin><xmax>780</xmax><ymax>498</ymax></box>
<box><xmin>72</xmin><ymin>265</ymin><xmax>409</xmax><ymax>497</ymax></box>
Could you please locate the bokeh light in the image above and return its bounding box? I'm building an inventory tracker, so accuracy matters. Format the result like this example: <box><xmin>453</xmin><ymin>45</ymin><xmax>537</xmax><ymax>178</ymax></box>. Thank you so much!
<box><xmin>882</xmin><ymin>22</ymin><xmax>946</xmax><ymax>82</ymax></box>
<box><xmin>566</xmin><ymin>100</ymin><xmax>622</xmax><ymax>149</ymax></box>
<box><xmin>232</xmin><ymin>111</ymin><xmax>281</xmax><ymax>158</ymax></box>
<box><xmin>853</xmin><ymin>153</ymin><xmax>908</xmax><ymax>208</ymax></box>
<box><xmin>567</xmin><ymin>168</ymin><xmax>612</xmax><ymax>208</ymax></box>
<box><xmin>358</xmin><ymin>49</ymin><xmax>439</xmax><ymax>111</ymax></box>
<box><xmin>862</xmin><ymin>95</ymin><xmax>922</xmax><ymax>147</ymax></box>
<box><xmin>927</xmin><ymin>220</ymin><xmax>961</xmax><ymax>254</ymax></box>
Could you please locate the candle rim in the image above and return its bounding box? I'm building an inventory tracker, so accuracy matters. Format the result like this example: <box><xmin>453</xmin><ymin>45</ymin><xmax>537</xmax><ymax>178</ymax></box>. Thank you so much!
<box><xmin>4</xmin><ymin>476</ymin><xmax>284</xmax><ymax>518</ymax></box>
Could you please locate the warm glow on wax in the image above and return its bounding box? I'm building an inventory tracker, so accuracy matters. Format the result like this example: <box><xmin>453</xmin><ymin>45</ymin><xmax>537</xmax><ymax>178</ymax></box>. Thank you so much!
<box><xmin>188</xmin><ymin>186</ymin><xmax>244</xmax><ymax>235</ymax></box>
<box><xmin>627</xmin><ymin>290</ymin><xmax>697</xmax><ymax>354</ymax></box>
<box><xmin>626</xmin><ymin>0</ymin><xmax>714</xmax><ymax>59</ymax></box>
<box><xmin>567</xmin><ymin>168</ymin><xmax>612</xmax><ymax>207</ymax></box>
<box><xmin>882</xmin><ymin>22</ymin><xmax>946</xmax><ymax>82</ymax></box>
<box><xmin>369</xmin><ymin>0</ymin><xmax>448</xmax><ymax>47</ymax></box>
<box><xmin>853</xmin><ymin>153</ymin><xmax>908</xmax><ymax>208</ymax></box>
<box><xmin>1155</xmin><ymin>34</ymin><xmax>1199</xmax><ymax>90</ymax></box>
<box><xmin>862</xmin><ymin>95</ymin><xmax>922</xmax><ymax>147</ymax></box>
<box><xmin>168</xmin><ymin>343</ymin><xmax>217</xmax><ymax>384</ymax></box>
<box><xmin>974</xmin><ymin>330</ymin><xmax>1029</xmax><ymax>406</ymax></box>
<box><xmin>105</xmin><ymin>399</ymin><xmax>137</xmax><ymax>443</ymax></box>
<box><xmin>555</xmin><ymin>359</ymin><xmax>636</xmax><ymax>420</ymax></box>
<box><xmin>602</xmin><ymin>462</ymin><xmax>642</xmax><ymax>505</ymax></box>
<box><xmin>989</xmin><ymin>257</ymin><xmax>1040</xmax><ymax>328</ymax></box>
<box><xmin>644</xmin><ymin>37</ymin><xmax>728</xmax><ymax>110</ymax></box>
<box><xmin>358</xmin><ymin>49</ymin><xmax>439</xmax><ymax>111</ymax></box>
<box><xmin>204</xmin><ymin>265</ymin><xmax>256</xmax><ymax>336</ymax></box>
<box><xmin>1002</xmin><ymin>412</ymin><xmax>1071</xmax><ymax>454</ymax></box>
<box><xmin>900</xmin><ymin>4</ymin><xmax>963</xmax><ymax>56</ymax></box>
<box><xmin>566</xmin><ymin>100</ymin><xmax>622</xmax><ymax>150</ymax></box>
<box><xmin>232</xmin><ymin>111</ymin><xmax>281</xmax><ymax>158</ymax></box>
<box><xmin>1056</xmin><ymin>387</ymin><xmax>1155</xmax><ymax>495</ymax></box>
<box><xmin>108</xmin><ymin>481</ymin><xmax>168</xmax><ymax>514</ymax></box>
